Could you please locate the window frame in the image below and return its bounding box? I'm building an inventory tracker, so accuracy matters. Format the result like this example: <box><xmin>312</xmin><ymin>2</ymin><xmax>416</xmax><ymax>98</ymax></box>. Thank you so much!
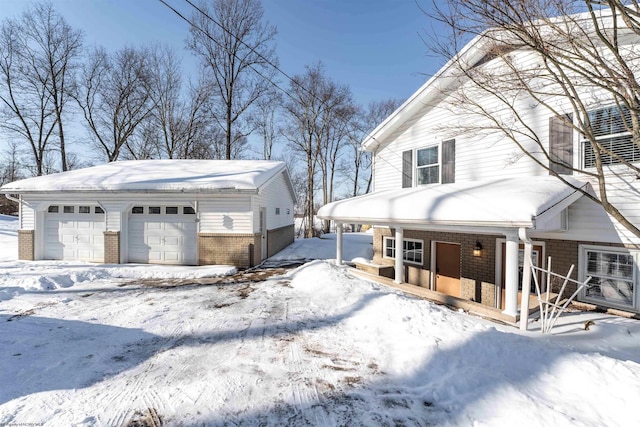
<box><xmin>383</xmin><ymin>236</ymin><xmax>424</xmax><ymax>266</ymax></box>
<box><xmin>415</xmin><ymin>144</ymin><xmax>440</xmax><ymax>186</ymax></box>
<box><xmin>582</xmin><ymin>105</ymin><xmax>639</xmax><ymax>168</ymax></box>
<box><xmin>579</xmin><ymin>244</ymin><xmax>638</xmax><ymax>310</ymax></box>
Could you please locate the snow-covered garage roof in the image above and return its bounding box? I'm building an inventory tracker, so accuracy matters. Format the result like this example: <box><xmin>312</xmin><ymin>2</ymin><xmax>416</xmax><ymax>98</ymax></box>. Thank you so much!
<box><xmin>318</xmin><ymin>176</ymin><xmax>592</xmax><ymax>231</ymax></box>
<box><xmin>0</xmin><ymin>159</ymin><xmax>294</xmax><ymax>195</ymax></box>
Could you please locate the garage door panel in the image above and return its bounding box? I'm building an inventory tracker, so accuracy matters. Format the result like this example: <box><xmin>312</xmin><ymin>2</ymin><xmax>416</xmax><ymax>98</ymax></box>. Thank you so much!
<box><xmin>128</xmin><ymin>209</ymin><xmax>196</xmax><ymax>265</ymax></box>
<box><xmin>147</xmin><ymin>222</ymin><xmax>162</xmax><ymax>230</ymax></box>
<box><xmin>164</xmin><ymin>236</ymin><xmax>180</xmax><ymax>246</ymax></box>
<box><xmin>45</xmin><ymin>212</ymin><xmax>105</xmax><ymax>262</ymax></box>
<box><xmin>148</xmin><ymin>236</ymin><xmax>163</xmax><ymax>245</ymax></box>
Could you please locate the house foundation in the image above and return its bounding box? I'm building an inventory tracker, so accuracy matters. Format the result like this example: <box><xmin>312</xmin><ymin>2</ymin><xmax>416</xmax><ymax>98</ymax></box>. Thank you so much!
<box><xmin>198</xmin><ymin>233</ymin><xmax>261</xmax><ymax>268</ymax></box>
<box><xmin>18</xmin><ymin>229</ymin><xmax>34</xmax><ymax>261</ymax></box>
<box><xmin>104</xmin><ymin>231</ymin><xmax>120</xmax><ymax>264</ymax></box>
<box><xmin>266</xmin><ymin>224</ymin><xmax>295</xmax><ymax>257</ymax></box>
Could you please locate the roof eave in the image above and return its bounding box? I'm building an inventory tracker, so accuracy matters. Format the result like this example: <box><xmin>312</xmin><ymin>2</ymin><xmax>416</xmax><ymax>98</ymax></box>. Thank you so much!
<box><xmin>0</xmin><ymin>188</ymin><xmax>261</xmax><ymax>195</ymax></box>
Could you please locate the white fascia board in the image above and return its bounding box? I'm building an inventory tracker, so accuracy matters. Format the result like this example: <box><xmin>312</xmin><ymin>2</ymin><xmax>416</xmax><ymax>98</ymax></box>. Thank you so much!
<box><xmin>361</xmin><ymin>34</ymin><xmax>488</xmax><ymax>152</ymax></box>
<box><xmin>532</xmin><ymin>181</ymin><xmax>592</xmax><ymax>231</ymax></box>
<box><xmin>315</xmin><ymin>215</ymin><xmax>533</xmax><ymax>233</ymax></box>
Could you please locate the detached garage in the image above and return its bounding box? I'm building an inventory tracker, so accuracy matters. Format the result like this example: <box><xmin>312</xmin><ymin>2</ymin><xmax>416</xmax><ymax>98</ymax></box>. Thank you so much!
<box><xmin>1</xmin><ymin>160</ymin><xmax>296</xmax><ymax>268</ymax></box>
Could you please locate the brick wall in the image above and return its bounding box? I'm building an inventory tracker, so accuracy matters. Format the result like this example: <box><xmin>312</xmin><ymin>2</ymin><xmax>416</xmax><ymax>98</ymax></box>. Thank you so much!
<box><xmin>198</xmin><ymin>233</ymin><xmax>260</xmax><ymax>268</ymax></box>
<box><xmin>373</xmin><ymin>228</ymin><xmax>508</xmax><ymax>307</ymax></box>
<box><xmin>18</xmin><ymin>229</ymin><xmax>34</xmax><ymax>261</ymax></box>
<box><xmin>373</xmin><ymin>227</ymin><xmax>632</xmax><ymax>308</ymax></box>
<box><xmin>104</xmin><ymin>231</ymin><xmax>120</xmax><ymax>264</ymax></box>
<box><xmin>267</xmin><ymin>224</ymin><xmax>295</xmax><ymax>257</ymax></box>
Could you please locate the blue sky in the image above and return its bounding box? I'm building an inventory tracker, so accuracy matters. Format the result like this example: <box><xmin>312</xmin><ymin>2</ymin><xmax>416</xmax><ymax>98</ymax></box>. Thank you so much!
<box><xmin>1</xmin><ymin>0</ymin><xmax>446</xmax><ymax>106</ymax></box>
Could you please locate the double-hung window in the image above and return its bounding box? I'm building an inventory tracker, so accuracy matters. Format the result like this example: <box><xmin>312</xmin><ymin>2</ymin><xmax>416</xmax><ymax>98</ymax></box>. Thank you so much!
<box><xmin>583</xmin><ymin>105</ymin><xmax>640</xmax><ymax>167</ymax></box>
<box><xmin>383</xmin><ymin>237</ymin><xmax>424</xmax><ymax>265</ymax></box>
<box><xmin>580</xmin><ymin>246</ymin><xmax>636</xmax><ymax>309</ymax></box>
<box><xmin>416</xmin><ymin>145</ymin><xmax>439</xmax><ymax>185</ymax></box>
<box><xmin>403</xmin><ymin>140</ymin><xmax>455</xmax><ymax>187</ymax></box>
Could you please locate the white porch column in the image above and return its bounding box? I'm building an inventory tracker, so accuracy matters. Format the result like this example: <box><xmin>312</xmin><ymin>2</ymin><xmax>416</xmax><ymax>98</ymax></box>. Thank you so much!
<box><xmin>394</xmin><ymin>227</ymin><xmax>404</xmax><ymax>283</ymax></box>
<box><xmin>519</xmin><ymin>228</ymin><xmax>533</xmax><ymax>331</ymax></box>
<box><xmin>503</xmin><ymin>231</ymin><xmax>519</xmax><ymax>317</ymax></box>
<box><xmin>335</xmin><ymin>222</ymin><xmax>343</xmax><ymax>266</ymax></box>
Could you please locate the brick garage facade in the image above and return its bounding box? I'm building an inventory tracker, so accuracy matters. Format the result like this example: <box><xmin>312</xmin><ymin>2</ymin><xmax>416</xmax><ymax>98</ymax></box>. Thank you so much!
<box><xmin>372</xmin><ymin>227</ymin><xmax>629</xmax><ymax>309</ymax></box>
<box><xmin>266</xmin><ymin>224</ymin><xmax>295</xmax><ymax>258</ymax></box>
<box><xmin>198</xmin><ymin>233</ymin><xmax>261</xmax><ymax>268</ymax></box>
<box><xmin>18</xmin><ymin>229</ymin><xmax>34</xmax><ymax>261</ymax></box>
<box><xmin>104</xmin><ymin>231</ymin><xmax>120</xmax><ymax>264</ymax></box>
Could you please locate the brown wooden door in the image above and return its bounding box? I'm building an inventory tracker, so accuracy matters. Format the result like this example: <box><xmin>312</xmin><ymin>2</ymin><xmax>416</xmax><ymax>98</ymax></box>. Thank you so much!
<box><xmin>435</xmin><ymin>242</ymin><xmax>461</xmax><ymax>297</ymax></box>
<box><xmin>500</xmin><ymin>243</ymin><xmax>544</xmax><ymax>309</ymax></box>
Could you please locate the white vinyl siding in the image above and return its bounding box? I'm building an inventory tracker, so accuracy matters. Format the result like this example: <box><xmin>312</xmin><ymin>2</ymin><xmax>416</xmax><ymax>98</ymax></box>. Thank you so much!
<box><xmin>199</xmin><ymin>197</ymin><xmax>253</xmax><ymax>233</ymax></box>
<box><xmin>373</xmin><ymin>95</ymin><xmax>549</xmax><ymax>192</ymax></box>
<box><xmin>253</xmin><ymin>172</ymin><xmax>295</xmax><ymax>232</ymax></box>
<box><xmin>21</xmin><ymin>203</ymin><xmax>35</xmax><ymax>230</ymax></box>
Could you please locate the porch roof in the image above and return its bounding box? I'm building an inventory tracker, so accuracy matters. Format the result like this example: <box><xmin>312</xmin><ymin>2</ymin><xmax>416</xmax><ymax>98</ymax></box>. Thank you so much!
<box><xmin>317</xmin><ymin>176</ymin><xmax>592</xmax><ymax>231</ymax></box>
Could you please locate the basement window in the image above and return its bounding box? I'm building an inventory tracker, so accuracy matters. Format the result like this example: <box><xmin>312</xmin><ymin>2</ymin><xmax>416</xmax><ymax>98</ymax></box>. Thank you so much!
<box><xmin>580</xmin><ymin>246</ymin><xmax>636</xmax><ymax>309</ymax></box>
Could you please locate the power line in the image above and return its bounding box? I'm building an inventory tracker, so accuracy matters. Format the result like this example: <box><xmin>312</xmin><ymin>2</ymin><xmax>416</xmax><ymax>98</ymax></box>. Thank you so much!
<box><xmin>157</xmin><ymin>0</ymin><xmax>404</xmax><ymax>176</ymax></box>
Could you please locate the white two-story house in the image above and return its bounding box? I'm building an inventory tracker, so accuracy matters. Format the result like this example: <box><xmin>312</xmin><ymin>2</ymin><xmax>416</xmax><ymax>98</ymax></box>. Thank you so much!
<box><xmin>319</xmin><ymin>9</ymin><xmax>640</xmax><ymax>322</ymax></box>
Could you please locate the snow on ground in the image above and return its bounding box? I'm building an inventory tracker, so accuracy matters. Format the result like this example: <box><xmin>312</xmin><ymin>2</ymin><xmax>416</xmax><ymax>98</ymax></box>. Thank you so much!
<box><xmin>0</xmin><ymin>219</ymin><xmax>639</xmax><ymax>426</ymax></box>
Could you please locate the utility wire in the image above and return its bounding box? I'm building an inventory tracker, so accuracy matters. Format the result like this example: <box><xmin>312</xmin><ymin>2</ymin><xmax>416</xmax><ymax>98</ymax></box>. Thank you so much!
<box><xmin>157</xmin><ymin>0</ymin><xmax>405</xmax><ymax>176</ymax></box>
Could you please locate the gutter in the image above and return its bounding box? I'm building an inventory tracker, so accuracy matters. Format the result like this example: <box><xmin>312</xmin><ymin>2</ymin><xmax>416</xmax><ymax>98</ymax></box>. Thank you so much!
<box><xmin>314</xmin><ymin>216</ymin><xmax>534</xmax><ymax>230</ymax></box>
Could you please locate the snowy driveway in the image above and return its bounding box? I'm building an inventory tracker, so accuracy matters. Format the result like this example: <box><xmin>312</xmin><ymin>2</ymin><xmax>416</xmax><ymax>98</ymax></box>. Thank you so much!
<box><xmin>2</xmin><ymin>259</ymin><xmax>640</xmax><ymax>426</ymax></box>
<box><xmin>0</xmin><ymin>229</ymin><xmax>639</xmax><ymax>425</ymax></box>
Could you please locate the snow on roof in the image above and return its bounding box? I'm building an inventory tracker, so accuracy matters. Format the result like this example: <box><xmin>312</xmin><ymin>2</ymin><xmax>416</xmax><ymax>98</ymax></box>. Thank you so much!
<box><xmin>318</xmin><ymin>176</ymin><xmax>592</xmax><ymax>230</ymax></box>
<box><xmin>0</xmin><ymin>160</ymin><xmax>288</xmax><ymax>194</ymax></box>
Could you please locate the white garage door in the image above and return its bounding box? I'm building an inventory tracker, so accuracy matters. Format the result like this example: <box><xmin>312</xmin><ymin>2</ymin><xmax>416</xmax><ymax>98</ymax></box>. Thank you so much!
<box><xmin>128</xmin><ymin>205</ymin><xmax>197</xmax><ymax>265</ymax></box>
<box><xmin>44</xmin><ymin>205</ymin><xmax>105</xmax><ymax>262</ymax></box>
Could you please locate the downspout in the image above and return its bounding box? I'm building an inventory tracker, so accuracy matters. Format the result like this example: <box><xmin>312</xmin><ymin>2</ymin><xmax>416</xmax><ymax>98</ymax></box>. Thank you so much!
<box><xmin>518</xmin><ymin>227</ymin><xmax>533</xmax><ymax>331</ymax></box>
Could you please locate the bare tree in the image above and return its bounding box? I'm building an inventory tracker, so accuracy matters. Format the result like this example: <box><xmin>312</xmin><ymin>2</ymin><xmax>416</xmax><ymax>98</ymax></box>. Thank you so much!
<box><xmin>187</xmin><ymin>0</ymin><xmax>277</xmax><ymax>159</ymax></box>
<box><xmin>317</xmin><ymin>97</ymin><xmax>356</xmax><ymax>233</ymax></box>
<box><xmin>347</xmin><ymin>98</ymin><xmax>402</xmax><ymax>196</ymax></box>
<box><xmin>426</xmin><ymin>0</ymin><xmax>640</xmax><ymax>238</ymax></box>
<box><xmin>21</xmin><ymin>2</ymin><xmax>83</xmax><ymax>172</ymax></box>
<box><xmin>139</xmin><ymin>45</ymin><xmax>215</xmax><ymax>159</ymax></box>
<box><xmin>283</xmin><ymin>63</ymin><xmax>352</xmax><ymax>238</ymax></box>
<box><xmin>0</xmin><ymin>2</ymin><xmax>82</xmax><ymax>176</ymax></box>
<box><xmin>250</xmin><ymin>87</ymin><xmax>282</xmax><ymax>159</ymax></box>
<box><xmin>76</xmin><ymin>46</ymin><xmax>153</xmax><ymax>162</ymax></box>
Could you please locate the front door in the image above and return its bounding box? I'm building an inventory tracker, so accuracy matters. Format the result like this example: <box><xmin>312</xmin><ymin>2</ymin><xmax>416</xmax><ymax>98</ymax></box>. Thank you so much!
<box><xmin>435</xmin><ymin>242</ymin><xmax>461</xmax><ymax>297</ymax></box>
<box><xmin>500</xmin><ymin>243</ymin><xmax>544</xmax><ymax>309</ymax></box>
